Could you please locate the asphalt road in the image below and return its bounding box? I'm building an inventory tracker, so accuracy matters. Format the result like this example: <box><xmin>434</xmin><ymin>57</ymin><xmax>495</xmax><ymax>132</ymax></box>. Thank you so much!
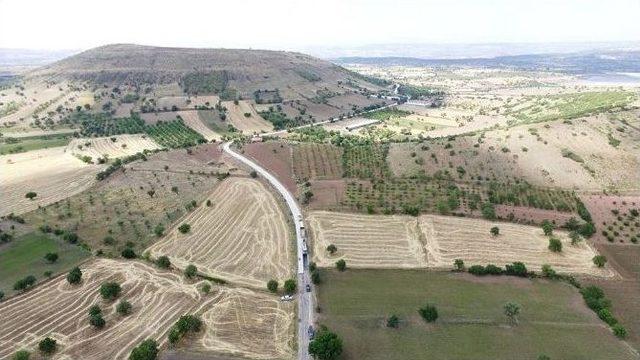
<box><xmin>222</xmin><ymin>142</ymin><xmax>314</xmax><ymax>360</ymax></box>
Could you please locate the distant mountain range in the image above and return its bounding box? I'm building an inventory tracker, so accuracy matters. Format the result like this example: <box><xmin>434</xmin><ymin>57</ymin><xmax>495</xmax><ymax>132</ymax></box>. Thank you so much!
<box><xmin>334</xmin><ymin>50</ymin><xmax>640</xmax><ymax>75</ymax></box>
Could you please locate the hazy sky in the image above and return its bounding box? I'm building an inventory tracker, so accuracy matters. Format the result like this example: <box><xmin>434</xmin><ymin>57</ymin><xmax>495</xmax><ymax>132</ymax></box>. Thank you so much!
<box><xmin>1</xmin><ymin>0</ymin><xmax>639</xmax><ymax>51</ymax></box>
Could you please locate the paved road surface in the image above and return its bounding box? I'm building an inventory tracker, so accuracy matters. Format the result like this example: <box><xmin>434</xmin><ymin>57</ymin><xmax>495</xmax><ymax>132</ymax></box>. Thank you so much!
<box><xmin>222</xmin><ymin>142</ymin><xmax>314</xmax><ymax>360</ymax></box>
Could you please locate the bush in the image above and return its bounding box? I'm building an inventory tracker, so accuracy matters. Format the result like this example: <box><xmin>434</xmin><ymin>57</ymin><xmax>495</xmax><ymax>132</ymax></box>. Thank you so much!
<box><xmin>67</xmin><ymin>267</ymin><xmax>82</xmax><ymax>284</ymax></box>
<box><xmin>178</xmin><ymin>223</ymin><xmax>191</xmax><ymax>234</ymax></box>
<box><xmin>418</xmin><ymin>304</ymin><xmax>438</xmax><ymax>322</ymax></box>
<box><xmin>490</xmin><ymin>226</ymin><xmax>500</xmax><ymax>236</ymax></box>
<box><xmin>38</xmin><ymin>337</ymin><xmax>57</xmax><ymax>355</ymax></box>
<box><xmin>505</xmin><ymin>262</ymin><xmax>528</xmax><ymax>277</ymax></box>
<box><xmin>249</xmin><ymin>170</ymin><xmax>258</xmax><ymax>178</ymax></box>
<box><xmin>129</xmin><ymin>339</ymin><xmax>159</xmax><ymax>360</ymax></box>
<box><xmin>63</xmin><ymin>232</ymin><xmax>79</xmax><ymax>244</ymax></box>
<box><xmin>184</xmin><ymin>264</ymin><xmax>198</xmax><ymax>279</ymax></box>
<box><xmin>453</xmin><ymin>259</ymin><xmax>464</xmax><ymax>271</ymax></box>
<box><xmin>44</xmin><ymin>252</ymin><xmax>59</xmax><ymax>263</ymax></box>
<box><xmin>13</xmin><ymin>275</ymin><xmax>36</xmax><ymax>291</ymax></box>
<box><xmin>201</xmin><ymin>283</ymin><xmax>211</xmax><ymax>294</ymax></box>
<box><xmin>117</xmin><ymin>300</ymin><xmax>133</xmax><ymax>316</ymax></box>
<box><xmin>100</xmin><ymin>282</ymin><xmax>122</xmax><ymax>301</ymax></box>
<box><xmin>468</xmin><ymin>265</ymin><xmax>486</xmax><ymax>276</ymax></box>
<box><xmin>592</xmin><ymin>255</ymin><xmax>607</xmax><ymax>268</ymax></box>
<box><xmin>548</xmin><ymin>237</ymin><xmax>562</xmax><ymax>252</ymax></box>
<box><xmin>326</xmin><ymin>244</ymin><xmax>337</xmax><ymax>254</ymax></box>
<box><xmin>387</xmin><ymin>314</ymin><xmax>399</xmax><ymax>328</ymax></box>
<box><xmin>88</xmin><ymin>304</ymin><xmax>102</xmax><ymax>316</ymax></box>
<box><xmin>267</xmin><ymin>280</ymin><xmax>278</xmax><ymax>293</ymax></box>
<box><xmin>156</xmin><ymin>256</ymin><xmax>171</xmax><ymax>269</ymax></box>
<box><xmin>597</xmin><ymin>308</ymin><xmax>618</xmax><ymax>326</ymax></box>
<box><xmin>121</xmin><ymin>248</ymin><xmax>136</xmax><ymax>259</ymax></box>
<box><xmin>541</xmin><ymin>264</ymin><xmax>557</xmax><ymax>278</ymax></box>
<box><xmin>481</xmin><ymin>202</ymin><xmax>496</xmax><ymax>220</ymax></box>
<box><xmin>13</xmin><ymin>350</ymin><xmax>30</xmax><ymax>360</ymax></box>
<box><xmin>25</xmin><ymin>192</ymin><xmax>37</xmax><ymax>200</ymax></box>
<box><xmin>90</xmin><ymin>313</ymin><xmax>106</xmax><ymax>328</ymax></box>
<box><xmin>168</xmin><ymin>315</ymin><xmax>203</xmax><ymax>345</ymax></box>
<box><xmin>284</xmin><ymin>279</ymin><xmax>297</xmax><ymax>294</ymax></box>
<box><xmin>612</xmin><ymin>324</ymin><xmax>628</xmax><ymax>339</ymax></box>
<box><xmin>542</xmin><ymin>220</ymin><xmax>554</xmax><ymax>236</ymax></box>
<box><xmin>485</xmin><ymin>264</ymin><xmax>503</xmax><ymax>275</ymax></box>
<box><xmin>311</xmin><ymin>271</ymin><xmax>321</xmax><ymax>284</ymax></box>
<box><xmin>335</xmin><ymin>259</ymin><xmax>346</xmax><ymax>271</ymax></box>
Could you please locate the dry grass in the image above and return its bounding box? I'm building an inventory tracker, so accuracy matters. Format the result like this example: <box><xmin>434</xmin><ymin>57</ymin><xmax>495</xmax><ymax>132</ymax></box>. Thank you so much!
<box><xmin>222</xmin><ymin>101</ymin><xmax>272</xmax><ymax>133</ymax></box>
<box><xmin>308</xmin><ymin>211</ymin><xmax>614</xmax><ymax>277</ymax></box>
<box><xmin>178</xmin><ymin>110</ymin><xmax>222</xmax><ymax>141</ymax></box>
<box><xmin>67</xmin><ymin>134</ymin><xmax>162</xmax><ymax>159</ymax></box>
<box><xmin>147</xmin><ymin>178</ymin><xmax>293</xmax><ymax>288</ymax></box>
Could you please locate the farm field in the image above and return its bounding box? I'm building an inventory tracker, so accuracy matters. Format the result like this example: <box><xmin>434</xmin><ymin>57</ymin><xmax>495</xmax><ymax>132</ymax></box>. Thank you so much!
<box><xmin>0</xmin><ymin>258</ymin><xmax>294</xmax><ymax>360</ymax></box>
<box><xmin>146</xmin><ymin>119</ymin><xmax>206</xmax><ymax>148</ymax></box>
<box><xmin>177</xmin><ymin>110</ymin><xmax>221</xmax><ymax>141</ymax></box>
<box><xmin>147</xmin><ymin>177</ymin><xmax>293</xmax><ymax>288</ymax></box>
<box><xmin>581</xmin><ymin>194</ymin><xmax>640</xmax><ymax>244</ymax></box>
<box><xmin>242</xmin><ymin>141</ymin><xmax>297</xmax><ymax>194</ymax></box>
<box><xmin>315</xmin><ymin>269</ymin><xmax>637</xmax><ymax>360</ymax></box>
<box><xmin>222</xmin><ymin>100</ymin><xmax>273</xmax><ymax>133</ymax></box>
<box><xmin>23</xmin><ymin>145</ymin><xmax>227</xmax><ymax>255</ymax></box>
<box><xmin>292</xmin><ymin>143</ymin><xmax>343</xmax><ymax>180</ymax></box>
<box><xmin>0</xmin><ymin>133</ymin><xmax>72</xmax><ymax>155</ymax></box>
<box><xmin>67</xmin><ymin>134</ymin><xmax>162</xmax><ymax>159</ymax></box>
<box><xmin>0</xmin><ymin>232</ymin><xmax>90</xmax><ymax>297</ymax></box>
<box><xmin>307</xmin><ymin>211</ymin><xmax>611</xmax><ymax>276</ymax></box>
<box><xmin>0</xmin><ymin>147</ymin><xmax>102</xmax><ymax>216</ymax></box>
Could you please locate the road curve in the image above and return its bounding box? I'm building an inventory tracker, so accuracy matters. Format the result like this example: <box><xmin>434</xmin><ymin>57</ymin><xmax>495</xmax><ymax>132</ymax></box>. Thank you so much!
<box><xmin>222</xmin><ymin>141</ymin><xmax>313</xmax><ymax>360</ymax></box>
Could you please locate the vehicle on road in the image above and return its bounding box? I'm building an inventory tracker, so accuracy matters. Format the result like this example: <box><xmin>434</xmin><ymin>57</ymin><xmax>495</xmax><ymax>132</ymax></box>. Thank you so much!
<box><xmin>280</xmin><ymin>294</ymin><xmax>294</xmax><ymax>301</ymax></box>
<box><xmin>308</xmin><ymin>325</ymin><xmax>315</xmax><ymax>339</ymax></box>
<box><xmin>306</xmin><ymin>284</ymin><xmax>311</xmax><ymax>292</ymax></box>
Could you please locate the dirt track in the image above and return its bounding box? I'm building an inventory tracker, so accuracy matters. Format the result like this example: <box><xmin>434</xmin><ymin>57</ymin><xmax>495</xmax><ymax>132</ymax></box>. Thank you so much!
<box><xmin>308</xmin><ymin>211</ymin><xmax>614</xmax><ymax>277</ymax></box>
<box><xmin>147</xmin><ymin>177</ymin><xmax>293</xmax><ymax>288</ymax></box>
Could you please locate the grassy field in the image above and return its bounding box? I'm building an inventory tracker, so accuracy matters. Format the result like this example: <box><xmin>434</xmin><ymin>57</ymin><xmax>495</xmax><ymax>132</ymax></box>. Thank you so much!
<box><xmin>0</xmin><ymin>232</ymin><xmax>90</xmax><ymax>297</ymax></box>
<box><xmin>316</xmin><ymin>269</ymin><xmax>635</xmax><ymax>360</ymax></box>
<box><xmin>0</xmin><ymin>133</ymin><xmax>72</xmax><ymax>155</ymax></box>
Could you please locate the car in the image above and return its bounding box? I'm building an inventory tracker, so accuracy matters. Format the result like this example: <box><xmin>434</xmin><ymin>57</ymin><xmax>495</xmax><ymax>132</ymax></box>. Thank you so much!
<box><xmin>306</xmin><ymin>284</ymin><xmax>311</xmax><ymax>292</ymax></box>
<box><xmin>280</xmin><ymin>294</ymin><xmax>293</xmax><ymax>301</ymax></box>
<box><xmin>308</xmin><ymin>325</ymin><xmax>315</xmax><ymax>339</ymax></box>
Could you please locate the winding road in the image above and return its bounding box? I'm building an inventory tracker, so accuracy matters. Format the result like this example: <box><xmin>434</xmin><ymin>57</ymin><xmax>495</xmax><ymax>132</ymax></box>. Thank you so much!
<box><xmin>222</xmin><ymin>141</ymin><xmax>314</xmax><ymax>360</ymax></box>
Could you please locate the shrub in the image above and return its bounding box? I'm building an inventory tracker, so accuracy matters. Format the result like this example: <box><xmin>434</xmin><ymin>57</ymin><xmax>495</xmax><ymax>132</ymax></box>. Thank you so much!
<box><xmin>505</xmin><ymin>262</ymin><xmax>528</xmax><ymax>277</ymax></box>
<box><xmin>481</xmin><ymin>202</ymin><xmax>496</xmax><ymax>220</ymax></box>
<box><xmin>121</xmin><ymin>248</ymin><xmax>136</xmax><ymax>259</ymax></box>
<box><xmin>90</xmin><ymin>313</ymin><xmax>106</xmax><ymax>328</ymax></box>
<box><xmin>117</xmin><ymin>300</ymin><xmax>133</xmax><ymax>316</ymax></box>
<box><xmin>453</xmin><ymin>259</ymin><xmax>465</xmax><ymax>271</ymax></box>
<box><xmin>541</xmin><ymin>264</ymin><xmax>557</xmax><ymax>278</ymax></box>
<box><xmin>13</xmin><ymin>350</ymin><xmax>30</xmax><ymax>360</ymax></box>
<box><xmin>326</xmin><ymin>244</ymin><xmax>337</xmax><ymax>254</ymax></box>
<box><xmin>418</xmin><ymin>304</ymin><xmax>438</xmax><ymax>322</ymax></box>
<box><xmin>485</xmin><ymin>264</ymin><xmax>503</xmax><ymax>275</ymax></box>
<box><xmin>168</xmin><ymin>315</ymin><xmax>203</xmax><ymax>345</ymax></box>
<box><xmin>129</xmin><ymin>339</ymin><xmax>159</xmax><ymax>360</ymax></box>
<box><xmin>490</xmin><ymin>226</ymin><xmax>500</xmax><ymax>236</ymax></box>
<box><xmin>267</xmin><ymin>280</ymin><xmax>278</xmax><ymax>293</ymax></box>
<box><xmin>468</xmin><ymin>265</ymin><xmax>486</xmax><ymax>276</ymax></box>
<box><xmin>249</xmin><ymin>170</ymin><xmax>258</xmax><ymax>178</ymax></box>
<box><xmin>88</xmin><ymin>304</ymin><xmax>102</xmax><ymax>316</ymax></box>
<box><xmin>284</xmin><ymin>279</ymin><xmax>297</xmax><ymax>294</ymax></box>
<box><xmin>178</xmin><ymin>223</ymin><xmax>191</xmax><ymax>234</ymax></box>
<box><xmin>25</xmin><ymin>192</ymin><xmax>37</xmax><ymax>200</ymax></box>
<box><xmin>201</xmin><ymin>282</ymin><xmax>211</xmax><ymax>294</ymax></box>
<box><xmin>597</xmin><ymin>308</ymin><xmax>618</xmax><ymax>326</ymax></box>
<box><xmin>542</xmin><ymin>220</ymin><xmax>554</xmax><ymax>236</ymax></box>
<box><xmin>612</xmin><ymin>324</ymin><xmax>628</xmax><ymax>339</ymax></box>
<box><xmin>154</xmin><ymin>224</ymin><xmax>165</xmax><ymax>237</ymax></box>
<box><xmin>67</xmin><ymin>267</ymin><xmax>82</xmax><ymax>284</ymax></box>
<box><xmin>44</xmin><ymin>252</ymin><xmax>59</xmax><ymax>263</ymax></box>
<box><xmin>592</xmin><ymin>255</ymin><xmax>607</xmax><ymax>268</ymax></box>
<box><xmin>156</xmin><ymin>256</ymin><xmax>171</xmax><ymax>269</ymax></box>
<box><xmin>548</xmin><ymin>237</ymin><xmax>562</xmax><ymax>252</ymax></box>
<box><xmin>13</xmin><ymin>275</ymin><xmax>36</xmax><ymax>291</ymax></box>
<box><xmin>184</xmin><ymin>264</ymin><xmax>198</xmax><ymax>279</ymax></box>
<box><xmin>311</xmin><ymin>270</ymin><xmax>321</xmax><ymax>284</ymax></box>
<box><xmin>100</xmin><ymin>282</ymin><xmax>122</xmax><ymax>301</ymax></box>
<box><xmin>38</xmin><ymin>337</ymin><xmax>57</xmax><ymax>355</ymax></box>
<box><xmin>336</xmin><ymin>259</ymin><xmax>346</xmax><ymax>271</ymax></box>
<box><xmin>387</xmin><ymin>315</ymin><xmax>399</xmax><ymax>328</ymax></box>
<box><xmin>63</xmin><ymin>232</ymin><xmax>79</xmax><ymax>244</ymax></box>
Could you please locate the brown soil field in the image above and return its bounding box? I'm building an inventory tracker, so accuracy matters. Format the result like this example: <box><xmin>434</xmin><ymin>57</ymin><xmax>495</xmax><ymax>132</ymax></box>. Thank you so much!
<box><xmin>0</xmin><ymin>147</ymin><xmax>102</xmax><ymax>216</ymax></box>
<box><xmin>581</xmin><ymin>194</ymin><xmax>640</xmax><ymax>244</ymax></box>
<box><xmin>308</xmin><ymin>180</ymin><xmax>347</xmax><ymax>211</ymax></box>
<box><xmin>147</xmin><ymin>177</ymin><xmax>293</xmax><ymax>288</ymax></box>
<box><xmin>495</xmin><ymin>204</ymin><xmax>579</xmax><ymax>226</ymax></box>
<box><xmin>242</xmin><ymin>142</ymin><xmax>297</xmax><ymax>194</ymax></box>
<box><xmin>292</xmin><ymin>143</ymin><xmax>343</xmax><ymax>180</ymax></box>
<box><xmin>222</xmin><ymin>101</ymin><xmax>272</xmax><ymax>133</ymax></box>
<box><xmin>23</xmin><ymin>145</ymin><xmax>229</xmax><ymax>254</ymax></box>
<box><xmin>156</xmin><ymin>95</ymin><xmax>220</xmax><ymax>111</ymax></box>
<box><xmin>178</xmin><ymin>110</ymin><xmax>222</xmax><ymax>141</ymax></box>
<box><xmin>140</xmin><ymin>111</ymin><xmax>182</xmax><ymax>124</ymax></box>
<box><xmin>0</xmin><ymin>258</ymin><xmax>294</xmax><ymax>360</ymax></box>
<box><xmin>308</xmin><ymin>211</ymin><xmax>613</xmax><ymax>277</ymax></box>
<box><xmin>67</xmin><ymin>134</ymin><xmax>162</xmax><ymax>159</ymax></box>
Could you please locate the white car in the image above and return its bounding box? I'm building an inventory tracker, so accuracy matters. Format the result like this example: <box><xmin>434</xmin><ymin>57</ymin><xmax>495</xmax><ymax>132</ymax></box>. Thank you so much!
<box><xmin>280</xmin><ymin>294</ymin><xmax>293</xmax><ymax>301</ymax></box>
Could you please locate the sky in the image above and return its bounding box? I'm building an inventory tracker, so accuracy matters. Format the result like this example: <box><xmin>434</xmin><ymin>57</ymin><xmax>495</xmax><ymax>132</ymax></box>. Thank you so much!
<box><xmin>1</xmin><ymin>0</ymin><xmax>639</xmax><ymax>52</ymax></box>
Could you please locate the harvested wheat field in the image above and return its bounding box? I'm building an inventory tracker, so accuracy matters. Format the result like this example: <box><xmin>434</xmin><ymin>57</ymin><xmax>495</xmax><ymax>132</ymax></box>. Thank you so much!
<box><xmin>177</xmin><ymin>110</ymin><xmax>221</xmax><ymax>141</ymax></box>
<box><xmin>196</xmin><ymin>287</ymin><xmax>294</xmax><ymax>359</ymax></box>
<box><xmin>0</xmin><ymin>258</ymin><xmax>203</xmax><ymax>359</ymax></box>
<box><xmin>222</xmin><ymin>100</ymin><xmax>273</xmax><ymax>133</ymax></box>
<box><xmin>147</xmin><ymin>177</ymin><xmax>292</xmax><ymax>288</ymax></box>
<box><xmin>67</xmin><ymin>134</ymin><xmax>162</xmax><ymax>159</ymax></box>
<box><xmin>0</xmin><ymin>147</ymin><xmax>102</xmax><ymax>216</ymax></box>
<box><xmin>308</xmin><ymin>211</ymin><xmax>613</xmax><ymax>277</ymax></box>
<box><xmin>307</xmin><ymin>211</ymin><xmax>426</xmax><ymax>268</ymax></box>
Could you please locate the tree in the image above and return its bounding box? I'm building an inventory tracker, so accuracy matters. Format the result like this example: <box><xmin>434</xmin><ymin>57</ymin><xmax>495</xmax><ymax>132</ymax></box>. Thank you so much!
<box><xmin>201</xmin><ymin>283</ymin><xmax>211</xmax><ymax>294</ymax></box>
<box><xmin>418</xmin><ymin>304</ymin><xmax>438</xmax><ymax>322</ymax></box>
<box><xmin>121</xmin><ymin>248</ymin><xmax>136</xmax><ymax>259</ymax></box>
<box><xmin>100</xmin><ymin>282</ymin><xmax>122</xmax><ymax>301</ymax></box>
<box><xmin>387</xmin><ymin>315</ymin><xmax>400</xmax><ymax>328</ymax></box>
<box><xmin>335</xmin><ymin>259</ymin><xmax>346</xmax><ymax>271</ymax></box>
<box><xmin>63</xmin><ymin>232</ymin><xmax>79</xmax><ymax>244</ymax></box>
<box><xmin>481</xmin><ymin>202</ymin><xmax>496</xmax><ymax>220</ymax></box>
<box><xmin>542</xmin><ymin>220</ymin><xmax>554</xmax><ymax>236</ymax></box>
<box><xmin>592</xmin><ymin>255</ymin><xmax>607</xmax><ymax>268</ymax></box>
<box><xmin>326</xmin><ymin>244</ymin><xmax>337</xmax><ymax>254</ymax></box>
<box><xmin>117</xmin><ymin>300</ymin><xmax>133</xmax><ymax>316</ymax></box>
<box><xmin>284</xmin><ymin>279</ymin><xmax>297</xmax><ymax>294</ymax></box>
<box><xmin>184</xmin><ymin>264</ymin><xmax>198</xmax><ymax>279</ymax></box>
<box><xmin>153</xmin><ymin>224</ymin><xmax>165</xmax><ymax>237</ymax></box>
<box><xmin>90</xmin><ymin>313</ymin><xmax>106</xmax><ymax>328</ymax></box>
<box><xmin>311</xmin><ymin>271</ymin><xmax>321</xmax><ymax>284</ymax></box>
<box><xmin>156</xmin><ymin>256</ymin><xmax>171</xmax><ymax>269</ymax></box>
<box><xmin>503</xmin><ymin>302</ymin><xmax>521</xmax><ymax>325</ymax></box>
<box><xmin>453</xmin><ymin>259</ymin><xmax>465</xmax><ymax>271</ymax></box>
<box><xmin>178</xmin><ymin>223</ymin><xmax>191</xmax><ymax>234</ymax></box>
<box><xmin>129</xmin><ymin>339</ymin><xmax>159</xmax><ymax>360</ymax></box>
<box><xmin>25</xmin><ymin>192</ymin><xmax>37</xmax><ymax>200</ymax></box>
<box><xmin>612</xmin><ymin>324</ymin><xmax>628</xmax><ymax>339</ymax></box>
<box><xmin>38</xmin><ymin>337</ymin><xmax>57</xmax><ymax>355</ymax></box>
<box><xmin>13</xmin><ymin>275</ymin><xmax>36</xmax><ymax>291</ymax></box>
<box><xmin>13</xmin><ymin>350</ymin><xmax>30</xmax><ymax>360</ymax></box>
<box><xmin>88</xmin><ymin>304</ymin><xmax>102</xmax><ymax>316</ymax></box>
<box><xmin>548</xmin><ymin>237</ymin><xmax>562</xmax><ymax>252</ymax></box>
<box><xmin>490</xmin><ymin>226</ymin><xmax>500</xmax><ymax>236</ymax></box>
<box><xmin>505</xmin><ymin>262</ymin><xmax>528</xmax><ymax>277</ymax></box>
<box><xmin>67</xmin><ymin>267</ymin><xmax>82</xmax><ymax>284</ymax></box>
<box><xmin>169</xmin><ymin>315</ymin><xmax>203</xmax><ymax>345</ymax></box>
<box><xmin>308</xmin><ymin>328</ymin><xmax>343</xmax><ymax>360</ymax></box>
<box><xmin>569</xmin><ymin>231</ymin><xmax>582</xmax><ymax>245</ymax></box>
<box><xmin>44</xmin><ymin>252</ymin><xmax>59</xmax><ymax>263</ymax></box>
<box><xmin>541</xmin><ymin>264</ymin><xmax>557</xmax><ymax>279</ymax></box>
<box><xmin>249</xmin><ymin>170</ymin><xmax>258</xmax><ymax>178</ymax></box>
<box><xmin>267</xmin><ymin>280</ymin><xmax>278</xmax><ymax>293</ymax></box>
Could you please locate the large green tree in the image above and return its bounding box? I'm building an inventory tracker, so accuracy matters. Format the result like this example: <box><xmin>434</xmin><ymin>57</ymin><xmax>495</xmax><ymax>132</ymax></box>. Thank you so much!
<box><xmin>308</xmin><ymin>328</ymin><xmax>343</xmax><ymax>360</ymax></box>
